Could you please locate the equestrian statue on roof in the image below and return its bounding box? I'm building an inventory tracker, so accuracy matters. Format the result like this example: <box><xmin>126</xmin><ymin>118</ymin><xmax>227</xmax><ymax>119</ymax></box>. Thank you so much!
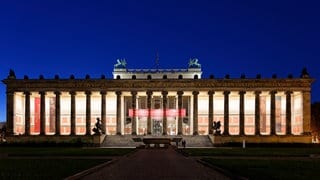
<box><xmin>188</xmin><ymin>58</ymin><xmax>201</xmax><ymax>68</ymax></box>
<box><xmin>114</xmin><ymin>59</ymin><xmax>127</xmax><ymax>69</ymax></box>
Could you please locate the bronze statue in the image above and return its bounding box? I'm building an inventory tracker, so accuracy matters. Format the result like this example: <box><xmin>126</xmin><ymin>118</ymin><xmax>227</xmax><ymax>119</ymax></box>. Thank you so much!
<box><xmin>188</xmin><ymin>58</ymin><xmax>201</xmax><ymax>68</ymax></box>
<box><xmin>114</xmin><ymin>59</ymin><xmax>127</xmax><ymax>68</ymax></box>
<box><xmin>8</xmin><ymin>69</ymin><xmax>16</xmax><ymax>79</ymax></box>
<box><xmin>92</xmin><ymin>118</ymin><xmax>102</xmax><ymax>135</ymax></box>
<box><xmin>213</xmin><ymin>121</ymin><xmax>221</xmax><ymax>135</ymax></box>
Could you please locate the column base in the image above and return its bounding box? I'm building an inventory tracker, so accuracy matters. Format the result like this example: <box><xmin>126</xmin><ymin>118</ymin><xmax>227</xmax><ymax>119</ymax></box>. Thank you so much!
<box><xmin>131</xmin><ymin>132</ymin><xmax>137</xmax><ymax>135</ymax></box>
<box><xmin>116</xmin><ymin>132</ymin><xmax>121</xmax><ymax>135</ymax></box>
<box><xmin>193</xmin><ymin>131</ymin><xmax>198</xmax><ymax>135</ymax></box>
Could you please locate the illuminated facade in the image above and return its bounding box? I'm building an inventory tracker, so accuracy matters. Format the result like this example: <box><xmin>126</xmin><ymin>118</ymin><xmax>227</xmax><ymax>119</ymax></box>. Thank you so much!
<box><xmin>2</xmin><ymin>59</ymin><xmax>314</xmax><ymax>142</ymax></box>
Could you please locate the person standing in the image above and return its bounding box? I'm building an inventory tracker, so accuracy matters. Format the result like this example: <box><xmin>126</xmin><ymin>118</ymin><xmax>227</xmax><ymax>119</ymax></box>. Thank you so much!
<box><xmin>182</xmin><ymin>139</ymin><xmax>186</xmax><ymax>148</ymax></box>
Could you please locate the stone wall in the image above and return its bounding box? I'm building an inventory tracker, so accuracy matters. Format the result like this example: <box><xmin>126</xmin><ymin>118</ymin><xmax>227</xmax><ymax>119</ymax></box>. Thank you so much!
<box><xmin>210</xmin><ymin>135</ymin><xmax>313</xmax><ymax>145</ymax></box>
<box><xmin>5</xmin><ymin>135</ymin><xmax>105</xmax><ymax>146</ymax></box>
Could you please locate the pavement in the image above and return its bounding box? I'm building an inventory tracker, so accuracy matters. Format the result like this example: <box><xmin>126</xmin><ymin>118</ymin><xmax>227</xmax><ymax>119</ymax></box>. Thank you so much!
<box><xmin>75</xmin><ymin>147</ymin><xmax>230</xmax><ymax>180</ymax></box>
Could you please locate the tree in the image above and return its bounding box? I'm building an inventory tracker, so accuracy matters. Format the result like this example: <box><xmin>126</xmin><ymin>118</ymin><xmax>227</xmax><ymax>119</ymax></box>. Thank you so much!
<box><xmin>311</xmin><ymin>102</ymin><xmax>320</xmax><ymax>133</ymax></box>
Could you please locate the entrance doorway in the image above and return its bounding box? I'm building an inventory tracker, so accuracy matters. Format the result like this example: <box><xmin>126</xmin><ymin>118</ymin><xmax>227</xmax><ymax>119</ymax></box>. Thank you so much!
<box><xmin>152</xmin><ymin>119</ymin><xmax>163</xmax><ymax>135</ymax></box>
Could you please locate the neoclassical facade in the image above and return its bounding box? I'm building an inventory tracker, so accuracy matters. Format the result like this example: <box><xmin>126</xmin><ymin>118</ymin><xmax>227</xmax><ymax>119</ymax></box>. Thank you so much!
<box><xmin>2</xmin><ymin>60</ymin><xmax>314</xmax><ymax>141</ymax></box>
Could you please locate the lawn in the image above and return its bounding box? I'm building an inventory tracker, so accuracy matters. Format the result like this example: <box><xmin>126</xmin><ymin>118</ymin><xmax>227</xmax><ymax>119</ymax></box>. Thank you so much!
<box><xmin>202</xmin><ymin>158</ymin><xmax>320</xmax><ymax>180</ymax></box>
<box><xmin>184</xmin><ymin>147</ymin><xmax>320</xmax><ymax>157</ymax></box>
<box><xmin>0</xmin><ymin>147</ymin><xmax>135</xmax><ymax>179</ymax></box>
<box><xmin>0</xmin><ymin>158</ymin><xmax>109</xmax><ymax>180</ymax></box>
<box><xmin>0</xmin><ymin>147</ymin><xmax>135</xmax><ymax>156</ymax></box>
<box><xmin>182</xmin><ymin>148</ymin><xmax>320</xmax><ymax>179</ymax></box>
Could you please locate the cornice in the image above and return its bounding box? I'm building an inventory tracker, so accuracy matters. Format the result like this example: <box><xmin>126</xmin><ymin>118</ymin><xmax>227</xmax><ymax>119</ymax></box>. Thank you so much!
<box><xmin>3</xmin><ymin>78</ymin><xmax>314</xmax><ymax>92</ymax></box>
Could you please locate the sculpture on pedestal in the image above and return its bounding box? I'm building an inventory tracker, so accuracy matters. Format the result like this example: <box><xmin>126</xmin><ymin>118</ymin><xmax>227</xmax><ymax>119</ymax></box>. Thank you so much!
<box><xmin>213</xmin><ymin>121</ymin><xmax>221</xmax><ymax>135</ymax></box>
<box><xmin>92</xmin><ymin>118</ymin><xmax>102</xmax><ymax>135</ymax></box>
<box><xmin>114</xmin><ymin>59</ymin><xmax>127</xmax><ymax>68</ymax></box>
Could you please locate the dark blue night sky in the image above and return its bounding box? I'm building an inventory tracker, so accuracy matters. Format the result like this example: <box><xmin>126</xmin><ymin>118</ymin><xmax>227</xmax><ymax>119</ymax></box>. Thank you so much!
<box><xmin>1</xmin><ymin>0</ymin><xmax>320</xmax><ymax>121</ymax></box>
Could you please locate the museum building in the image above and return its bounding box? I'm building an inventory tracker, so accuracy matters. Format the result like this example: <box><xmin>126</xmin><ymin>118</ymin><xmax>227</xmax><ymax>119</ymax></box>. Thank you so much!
<box><xmin>2</xmin><ymin>59</ymin><xmax>314</xmax><ymax>143</ymax></box>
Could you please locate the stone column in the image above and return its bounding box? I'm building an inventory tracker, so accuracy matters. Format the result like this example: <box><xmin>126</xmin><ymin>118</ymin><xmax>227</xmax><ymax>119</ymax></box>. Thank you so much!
<box><xmin>162</xmin><ymin>91</ymin><xmax>168</xmax><ymax>135</ymax></box>
<box><xmin>177</xmin><ymin>91</ymin><xmax>184</xmax><ymax>135</ymax></box>
<box><xmin>255</xmin><ymin>91</ymin><xmax>261</xmax><ymax>135</ymax></box>
<box><xmin>302</xmin><ymin>90</ymin><xmax>312</xmax><ymax>134</ymax></box>
<box><xmin>239</xmin><ymin>91</ymin><xmax>246</xmax><ymax>135</ymax></box>
<box><xmin>100</xmin><ymin>91</ymin><xmax>106</xmax><ymax>134</ymax></box>
<box><xmin>147</xmin><ymin>91</ymin><xmax>153</xmax><ymax>134</ymax></box>
<box><xmin>70</xmin><ymin>91</ymin><xmax>76</xmax><ymax>135</ymax></box>
<box><xmin>223</xmin><ymin>91</ymin><xmax>230</xmax><ymax>135</ymax></box>
<box><xmin>131</xmin><ymin>91</ymin><xmax>137</xmax><ymax>135</ymax></box>
<box><xmin>193</xmin><ymin>91</ymin><xmax>199</xmax><ymax>135</ymax></box>
<box><xmin>54</xmin><ymin>91</ymin><xmax>61</xmax><ymax>135</ymax></box>
<box><xmin>6</xmin><ymin>91</ymin><xmax>14</xmax><ymax>135</ymax></box>
<box><xmin>286</xmin><ymin>91</ymin><xmax>292</xmax><ymax>135</ymax></box>
<box><xmin>208</xmin><ymin>91</ymin><xmax>214</xmax><ymax>134</ymax></box>
<box><xmin>24</xmin><ymin>91</ymin><xmax>31</xmax><ymax>135</ymax></box>
<box><xmin>40</xmin><ymin>91</ymin><xmax>46</xmax><ymax>135</ymax></box>
<box><xmin>270</xmin><ymin>91</ymin><xmax>277</xmax><ymax>135</ymax></box>
<box><xmin>116</xmin><ymin>91</ymin><xmax>122</xmax><ymax>135</ymax></box>
<box><xmin>85</xmin><ymin>91</ymin><xmax>91</xmax><ymax>135</ymax></box>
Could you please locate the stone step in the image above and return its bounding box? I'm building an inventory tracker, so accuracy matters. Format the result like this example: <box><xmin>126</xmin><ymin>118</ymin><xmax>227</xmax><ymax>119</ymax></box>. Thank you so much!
<box><xmin>179</xmin><ymin>136</ymin><xmax>213</xmax><ymax>147</ymax></box>
<box><xmin>101</xmin><ymin>135</ymin><xmax>144</xmax><ymax>147</ymax></box>
<box><xmin>101</xmin><ymin>135</ymin><xmax>213</xmax><ymax>147</ymax></box>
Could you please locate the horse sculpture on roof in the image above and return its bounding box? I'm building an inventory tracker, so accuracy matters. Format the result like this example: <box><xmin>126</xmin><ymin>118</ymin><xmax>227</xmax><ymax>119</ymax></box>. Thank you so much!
<box><xmin>188</xmin><ymin>58</ymin><xmax>201</xmax><ymax>68</ymax></box>
<box><xmin>114</xmin><ymin>59</ymin><xmax>127</xmax><ymax>68</ymax></box>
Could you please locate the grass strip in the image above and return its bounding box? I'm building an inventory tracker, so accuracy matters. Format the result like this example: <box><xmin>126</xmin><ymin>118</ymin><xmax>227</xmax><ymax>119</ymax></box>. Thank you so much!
<box><xmin>0</xmin><ymin>158</ymin><xmax>109</xmax><ymax>180</ymax></box>
<box><xmin>185</xmin><ymin>147</ymin><xmax>320</xmax><ymax>157</ymax></box>
<box><xmin>0</xmin><ymin>147</ymin><xmax>134</xmax><ymax>156</ymax></box>
<box><xmin>202</xmin><ymin>158</ymin><xmax>320</xmax><ymax>180</ymax></box>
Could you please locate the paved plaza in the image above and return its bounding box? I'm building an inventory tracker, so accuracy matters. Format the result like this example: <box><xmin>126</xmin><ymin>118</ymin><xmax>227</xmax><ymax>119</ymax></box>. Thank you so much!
<box><xmin>78</xmin><ymin>147</ymin><xmax>229</xmax><ymax>180</ymax></box>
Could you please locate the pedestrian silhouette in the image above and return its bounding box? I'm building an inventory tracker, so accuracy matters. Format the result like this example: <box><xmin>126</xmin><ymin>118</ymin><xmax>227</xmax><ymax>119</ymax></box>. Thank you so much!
<box><xmin>182</xmin><ymin>139</ymin><xmax>186</xmax><ymax>148</ymax></box>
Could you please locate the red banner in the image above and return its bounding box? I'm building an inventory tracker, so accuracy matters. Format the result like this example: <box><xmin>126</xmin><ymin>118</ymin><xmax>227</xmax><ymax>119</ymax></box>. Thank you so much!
<box><xmin>151</xmin><ymin>109</ymin><xmax>162</xmax><ymax>117</ymax></box>
<box><xmin>128</xmin><ymin>109</ymin><xmax>186</xmax><ymax>117</ymax></box>
<box><xmin>166</xmin><ymin>109</ymin><xmax>176</xmax><ymax>117</ymax></box>
<box><xmin>179</xmin><ymin>109</ymin><xmax>186</xmax><ymax>117</ymax></box>
<box><xmin>34</xmin><ymin>97</ymin><xmax>40</xmax><ymax>133</ymax></box>
<box><xmin>129</xmin><ymin>109</ymin><xmax>134</xmax><ymax>117</ymax></box>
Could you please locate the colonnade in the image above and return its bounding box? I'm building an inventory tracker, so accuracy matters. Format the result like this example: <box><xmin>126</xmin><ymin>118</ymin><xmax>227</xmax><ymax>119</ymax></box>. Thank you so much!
<box><xmin>6</xmin><ymin>89</ymin><xmax>311</xmax><ymax>136</ymax></box>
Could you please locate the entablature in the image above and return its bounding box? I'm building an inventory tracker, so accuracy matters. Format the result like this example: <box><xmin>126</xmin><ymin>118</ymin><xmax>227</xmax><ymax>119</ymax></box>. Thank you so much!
<box><xmin>3</xmin><ymin>78</ymin><xmax>314</xmax><ymax>93</ymax></box>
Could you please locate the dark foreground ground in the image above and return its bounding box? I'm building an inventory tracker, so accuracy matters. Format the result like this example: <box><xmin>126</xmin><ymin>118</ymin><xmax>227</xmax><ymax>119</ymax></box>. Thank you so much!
<box><xmin>76</xmin><ymin>147</ymin><xmax>229</xmax><ymax>180</ymax></box>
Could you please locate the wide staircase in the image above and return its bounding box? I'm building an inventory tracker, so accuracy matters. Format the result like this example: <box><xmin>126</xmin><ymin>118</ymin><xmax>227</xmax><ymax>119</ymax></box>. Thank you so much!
<box><xmin>179</xmin><ymin>135</ymin><xmax>213</xmax><ymax>147</ymax></box>
<box><xmin>101</xmin><ymin>135</ymin><xmax>144</xmax><ymax>147</ymax></box>
<box><xmin>101</xmin><ymin>135</ymin><xmax>213</xmax><ymax>147</ymax></box>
